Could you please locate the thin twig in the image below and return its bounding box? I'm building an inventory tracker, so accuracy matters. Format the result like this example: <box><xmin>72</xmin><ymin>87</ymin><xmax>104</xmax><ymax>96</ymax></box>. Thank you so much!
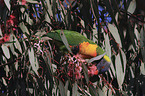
<box><xmin>120</xmin><ymin>10</ymin><xmax>145</xmax><ymax>23</ymax></box>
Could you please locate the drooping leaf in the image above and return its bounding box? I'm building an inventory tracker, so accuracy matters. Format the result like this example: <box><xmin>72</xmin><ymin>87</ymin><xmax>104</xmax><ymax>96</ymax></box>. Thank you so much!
<box><xmin>120</xmin><ymin>49</ymin><xmax>126</xmax><ymax>73</ymax></box>
<box><xmin>82</xmin><ymin>63</ymin><xmax>89</xmax><ymax>84</ymax></box>
<box><xmin>140</xmin><ymin>27</ymin><xmax>145</xmax><ymax>63</ymax></box>
<box><xmin>19</xmin><ymin>22</ymin><xmax>30</xmax><ymax>35</ymax></box>
<box><xmin>65</xmin><ymin>81</ymin><xmax>69</xmax><ymax>95</ymax></box>
<box><xmin>108</xmin><ymin>23</ymin><xmax>122</xmax><ymax>47</ymax></box>
<box><xmin>88</xmin><ymin>52</ymin><xmax>106</xmax><ymax>63</ymax></box>
<box><xmin>127</xmin><ymin>0</ymin><xmax>136</xmax><ymax>14</ymax></box>
<box><xmin>58</xmin><ymin>80</ymin><xmax>66</xmax><ymax>96</ymax></box>
<box><xmin>102</xmin><ymin>85</ymin><xmax>114</xmax><ymax>96</ymax></box>
<box><xmin>26</xmin><ymin>0</ymin><xmax>38</xmax><ymax>3</ymax></box>
<box><xmin>28</xmin><ymin>47</ymin><xmax>39</xmax><ymax>75</ymax></box>
<box><xmin>140</xmin><ymin>62</ymin><xmax>145</xmax><ymax>75</ymax></box>
<box><xmin>0</xmin><ymin>27</ymin><xmax>2</xmax><ymax>36</ymax></box>
<box><xmin>104</xmin><ymin>33</ymin><xmax>115</xmax><ymax>77</ymax></box>
<box><xmin>129</xmin><ymin>66</ymin><xmax>135</xmax><ymax>79</ymax></box>
<box><xmin>4</xmin><ymin>0</ymin><xmax>10</xmax><ymax>10</ymax></box>
<box><xmin>98</xmin><ymin>87</ymin><xmax>105</xmax><ymax>96</ymax></box>
<box><xmin>72</xmin><ymin>82</ymin><xmax>79</xmax><ymax>96</ymax></box>
<box><xmin>13</xmin><ymin>35</ymin><xmax>22</xmax><ymax>54</ymax></box>
<box><xmin>89</xmin><ymin>85</ymin><xmax>98</xmax><ymax>96</ymax></box>
<box><xmin>115</xmin><ymin>53</ymin><xmax>124</xmax><ymax>89</ymax></box>
<box><xmin>25</xmin><ymin>13</ymin><xmax>33</xmax><ymax>25</ymax></box>
<box><xmin>1</xmin><ymin>44</ymin><xmax>10</xmax><ymax>59</ymax></box>
<box><xmin>60</xmin><ymin>30</ymin><xmax>72</xmax><ymax>53</ymax></box>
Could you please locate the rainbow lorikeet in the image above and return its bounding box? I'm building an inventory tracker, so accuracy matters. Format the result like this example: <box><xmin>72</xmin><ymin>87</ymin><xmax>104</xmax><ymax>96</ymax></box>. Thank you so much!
<box><xmin>47</xmin><ymin>30</ymin><xmax>111</xmax><ymax>74</ymax></box>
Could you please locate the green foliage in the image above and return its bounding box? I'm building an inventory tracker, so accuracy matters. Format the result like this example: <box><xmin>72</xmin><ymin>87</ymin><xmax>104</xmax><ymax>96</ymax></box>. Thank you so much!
<box><xmin>0</xmin><ymin>0</ymin><xmax>145</xmax><ymax>96</ymax></box>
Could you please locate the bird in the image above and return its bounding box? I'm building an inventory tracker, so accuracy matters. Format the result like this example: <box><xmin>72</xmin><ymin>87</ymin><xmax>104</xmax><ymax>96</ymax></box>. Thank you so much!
<box><xmin>47</xmin><ymin>29</ymin><xmax>111</xmax><ymax>74</ymax></box>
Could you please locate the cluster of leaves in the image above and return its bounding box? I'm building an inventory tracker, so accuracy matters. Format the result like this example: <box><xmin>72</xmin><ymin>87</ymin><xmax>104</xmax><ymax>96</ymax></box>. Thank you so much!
<box><xmin>0</xmin><ymin>0</ymin><xmax>145</xmax><ymax>95</ymax></box>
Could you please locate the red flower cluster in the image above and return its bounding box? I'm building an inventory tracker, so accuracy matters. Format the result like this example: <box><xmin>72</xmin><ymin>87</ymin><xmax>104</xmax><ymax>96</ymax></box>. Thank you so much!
<box><xmin>0</xmin><ymin>34</ymin><xmax>10</xmax><ymax>44</ymax></box>
<box><xmin>88</xmin><ymin>65</ymin><xmax>98</xmax><ymax>76</ymax></box>
<box><xmin>67</xmin><ymin>61</ymin><xmax>83</xmax><ymax>79</ymax></box>
<box><xmin>66</xmin><ymin>55</ymin><xmax>99</xmax><ymax>80</ymax></box>
<box><xmin>1</xmin><ymin>14</ymin><xmax>18</xmax><ymax>33</ymax></box>
<box><xmin>6</xmin><ymin>15</ymin><xmax>17</xmax><ymax>28</ymax></box>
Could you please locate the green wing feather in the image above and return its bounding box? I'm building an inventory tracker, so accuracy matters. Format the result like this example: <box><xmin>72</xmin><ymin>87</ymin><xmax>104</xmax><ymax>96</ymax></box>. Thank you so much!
<box><xmin>47</xmin><ymin>30</ymin><xmax>95</xmax><ymax>46</ymax></box>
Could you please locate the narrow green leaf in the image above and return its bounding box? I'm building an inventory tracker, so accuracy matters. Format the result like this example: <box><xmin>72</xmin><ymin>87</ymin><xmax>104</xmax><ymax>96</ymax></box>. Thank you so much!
<box><xmin>52</xmin><ymin>0</ymin><xmax>56</xmax><ymax>17</ymax></box>
<box><xmin>58</xmin><ymin>80</ymin><xmax>66</xmax><ymax>96</ymax></box>
<box><xmin>28</xmin><ymin>47</ymin><xmax>39</xmax><ymax>75</ymax></box>
<box><xmin>104</xmin><ymin>33</ymin><xmax>115</xmax><ymax>77</ymax></box>
<box><xmin>88</xmin><ymin>53</ymin><xmax>106</xmax><ymax>63</ymax></box>
<box><xmin>2</xmin><ymin>77</ymin><xmax>7</xmax><ymax>86</ymax></box>
<box><xmin>19</xmin><ymin>22</ymin><xmax>30</xmax><ymax>35</ymax></box>
<box><xmin>13</xmin><ymin>35</ymin><xmax>22</xmax><ymax>54</ymax></box>
<box><xmin>20</xmin><ymin>7</ymin><xmax>25</xmax><ymax>13</ymax></box>
<box><xmin>25</xmin><ymin>13</ymin><xmax>33</xmax><ymax>25</ymax></box>
<box><xmin>46</xmin><ymin>0</ymin><xmax>53</xmax><ymax>16</ymax></box>
<box><xmin>41</xmin><ymin>0</ymin><xmax>51</xmax><ymax>23</ymax></box>
<box><xmin>35</xmin><ymin>31</ymin><xmax>46</xmax><ymax>36</ymax></box>
<box><xmin>1</xmin><ymin>44</ymin><xmax>10</xmax><ymax>59</ymax></box>
<box><xmin>4</xmin><ymin>0</ymin><xmax>10</xmax><ymax>10</ymax></box>
<box><xmin>108</xmin><ymin>23</ymin><xmax>122</xmax><ymax>47</ymax></box>
<box><xmin>102</xmin><ymin>85</ymin><xmax>114</xmax><ymax>96</ymax></box>
<box><xmin>127</xmin><ymin>0</ymin><xmax>136</xmax><ymax>14</ymax></box>
<box><xmin>140</xmin><ymin>27</ymin><xmax>145</xmax><ymax>63</ymax></box>
<box><xmin>104</xmin><ymin>34</ymin><xmax>111</xmax><ymax>59</ymax></box>
<box><xmin>140</xmin><ymin>62</ymin><xmax>145</xmax><ymax>75</ymax></box>
<box><xmin>35</xmin><ymin>31</ymin><xmax>51</xmax><ymax>41</ymax></box>
<box><xmin>115</xmin><ymin>12</ymin><xmax>119</xmax><ymax>23</ymax></box>
<box><xmin>28</xmin><ymin>88</ymin><xmax>33</xmax><ymax>94</ymax></box>
<box><xmin>82</xmin><ymin>63</ymin><xmax>89</xmax><ymax>84</ymax></box>
<box><xmin>26</xmin><ymin>0</ymin><xmax>38</xmax><ymax>3</ymax></box>
<box><xmin>134</xmin><ymin>24</ymin><xmax>140</xmax><ymax>40</ymax></box>
<box><xmin>92</xmin><ymin>23</ymin><xmax>98</xmax><ymax>42</ymax></box>
<box><xmin>129</xmin><ymin>66</ymin><xmax>134</xmax><ymax>78</ymax></box>
<box><xmin>98</xmin><ymin>88</ymin><xmax>105</xmax><ymax>96</ymax></box>
<box><xmin>0</xmin><ymin>27</ymin><xmax>2</xmax><ymax>36</ymax></box>
<box><xmin>60</xmin><ymin>30</ymin><xmax>72</xmax><ymax>53</ymax></box>
<box><xmin>115</xmin><ymin>53</ymin><xmax>124</xmax><ymax>89</ymax></box>
<box><xmin>72</xmin><ymin>82</ymin><xmax>79</xmax><ymax>96</ymax></box>
<box><xmin>8</xmin><ymin>39</ymin><xmax>18</xmax><ymax>70</ymax></box>
<box><xmin>89</xmin><ymin>85</ymin><xmax>98</xmax><ymax>96</ymax></box>
<box><xmin>65</xmin><ymin>81</ymin><xmax>69</xmax><ymax>95</ymax></box>
<box><xmin>36</xmin><ymin>77</ymin><xmax>50</xmax><ymax>95</ymax></box>
<box><xmin>120</xmin><ymin>49</ymin><xmax>126</xmax><ymax>73</ymax></box>
<box><xmin>80</xmin><ymin>19</ymin><xmax>85</xmax><ymax>28</ymax></box>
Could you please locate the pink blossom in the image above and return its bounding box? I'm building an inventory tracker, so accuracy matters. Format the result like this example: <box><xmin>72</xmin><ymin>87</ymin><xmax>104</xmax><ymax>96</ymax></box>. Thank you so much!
<box><xmin>75</xmin><ymin>67</ymin><xmax>82</xmax><ymax>79</ymax></box>
<box><xmin>22</xmin><ymin>0</ymin><xmax>27</xmax><ymax>5</ymax></box>
<box><xmin>0</xmin><ymin>34</ymin><xmax>10</xmax><ymax>44</ymax></box>
<box><xmin>3</xmin><ymin>34</ymin><xmax>10</xmax><ymax>42</ymax></box>
<box><xmin>6</xmin><ymin>15</ymin><xmax>16</xmax><ymax>26</ymax></box>
<box><xmin>68</xmin><ymin>70</ymin><xmax>73</xmax><ymax>77</ymax></box>
<box><xmin>67</xmin><ymin>61</ymin><xmax>74</xmax><ymax>77</ymax></box>
<box><xmin>75</xmin><ymin>71</ymin><xmax>82</xmax><ymax>79</ymax></box>
<box><xmin>88</xmin><ymin>65</ymin><xmax>98</xmax><ymax>76</ymax></box>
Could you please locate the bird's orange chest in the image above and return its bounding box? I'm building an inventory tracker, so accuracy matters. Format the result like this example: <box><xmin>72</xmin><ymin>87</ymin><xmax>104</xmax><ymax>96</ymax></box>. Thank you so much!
<box><xmin>79</xmin><ymin>42</ymin><xmax>98</xmax><ymax>58</ymax></box>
